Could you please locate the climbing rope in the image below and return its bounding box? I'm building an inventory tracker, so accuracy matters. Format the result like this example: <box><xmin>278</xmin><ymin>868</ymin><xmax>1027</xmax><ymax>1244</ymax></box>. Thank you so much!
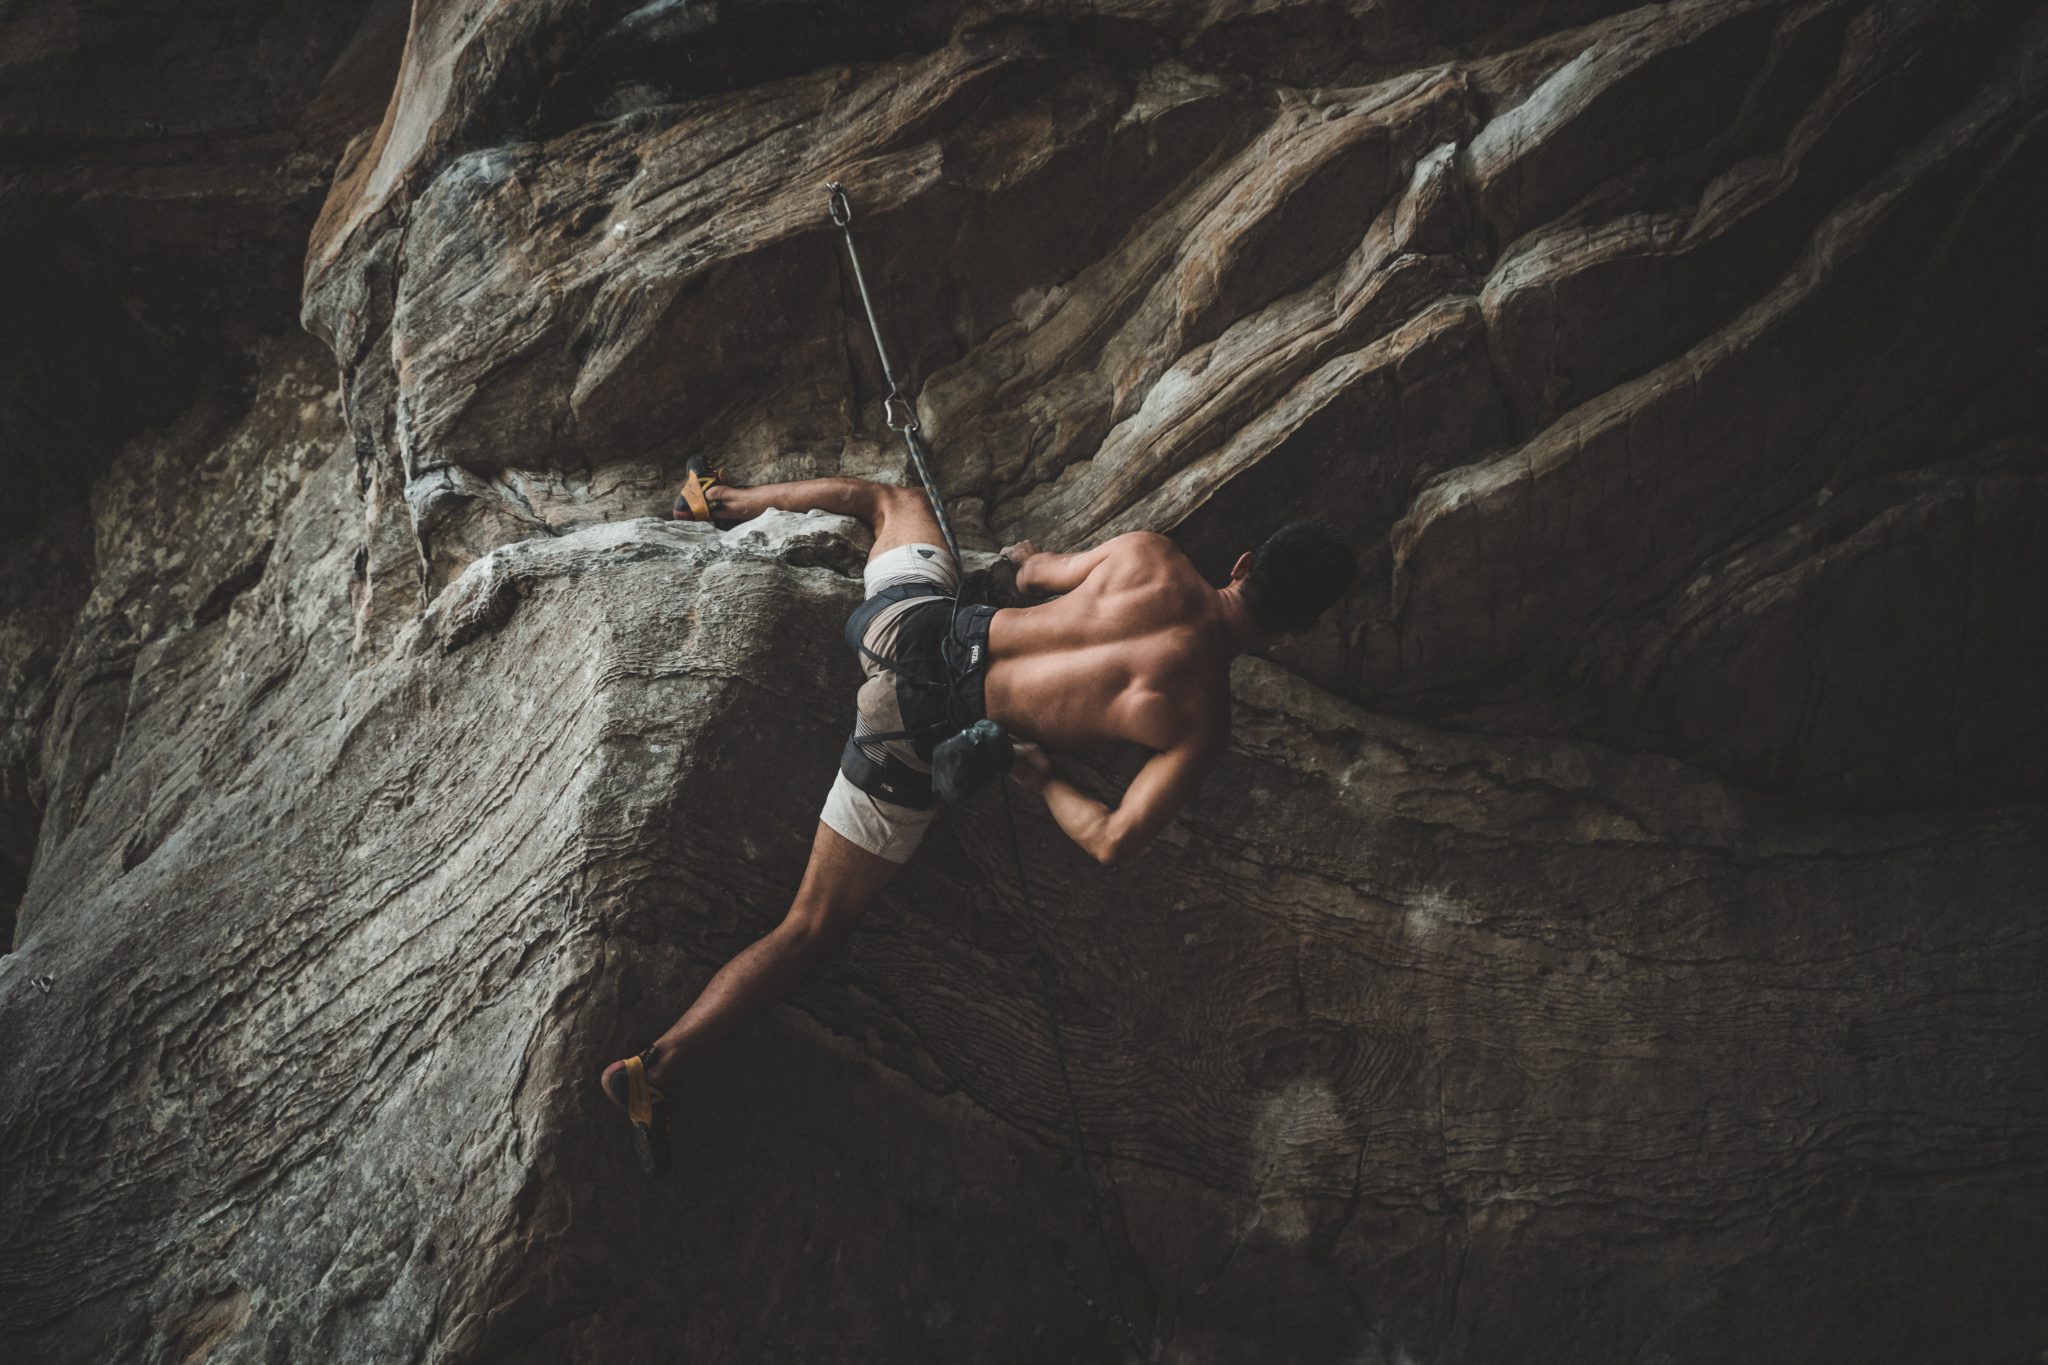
<box><xmin>825</xmin><ymin>183</ymin><xmax>1142</xmax><ymax>1352</ymax></box>
<box><xmin>1000</xmin><ymin>780</ymin><xmax>1139</xmax><ymax>1345</ymax></box>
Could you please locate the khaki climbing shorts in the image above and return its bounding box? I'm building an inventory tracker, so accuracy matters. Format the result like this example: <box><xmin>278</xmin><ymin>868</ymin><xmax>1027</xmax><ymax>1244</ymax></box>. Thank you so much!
<box><xmin>819</xmin><ymin>543</ymin><xmax>960</xmax><ymax>863</ymax></box>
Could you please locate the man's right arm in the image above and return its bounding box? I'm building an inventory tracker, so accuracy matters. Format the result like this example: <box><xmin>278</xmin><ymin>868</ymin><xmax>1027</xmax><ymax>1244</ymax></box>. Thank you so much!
<box><xmin>1011</xmin><ymin>731</ymin><xmax>1220</xmax><ymax>866</ymax></box>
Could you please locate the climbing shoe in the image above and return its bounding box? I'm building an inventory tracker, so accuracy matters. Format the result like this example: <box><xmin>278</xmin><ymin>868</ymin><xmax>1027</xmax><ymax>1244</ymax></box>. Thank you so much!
<box><xmin>672</xmin><ymin>454</ymin><xmax>731</xmax><ymax>525</ymax></box>
<box><xmin>601</xmin><ymin>1050</ymin><xmax>671</xmax><ymax>1176</ymax></box>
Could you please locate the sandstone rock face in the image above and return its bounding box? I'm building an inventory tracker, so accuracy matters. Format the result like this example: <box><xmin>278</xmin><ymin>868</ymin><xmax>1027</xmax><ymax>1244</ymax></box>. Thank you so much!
<box><xmin>3</xmin><ymin>2</ymin><xmax>2044</xmax><ymax>1363</ymax></box>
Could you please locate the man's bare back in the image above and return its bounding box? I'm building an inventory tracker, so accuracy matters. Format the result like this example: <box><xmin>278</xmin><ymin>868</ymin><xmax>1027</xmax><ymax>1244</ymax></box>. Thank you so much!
<box><xmin>986</xmin><ymin>532</ymin><xmax>1234</xmax><ymax>754</ymax></box>
<box><xmin>985</xmin><ymin>531</ymin><xmax>1263</xmax><ymax>866</ymax></box>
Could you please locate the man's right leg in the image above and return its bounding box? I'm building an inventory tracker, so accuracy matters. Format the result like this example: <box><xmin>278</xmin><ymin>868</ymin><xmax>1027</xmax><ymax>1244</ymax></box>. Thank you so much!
<box><xmin>707</xmin><ymin>476</ymin><xmax>947</xmax><ymax>559</ymax></box>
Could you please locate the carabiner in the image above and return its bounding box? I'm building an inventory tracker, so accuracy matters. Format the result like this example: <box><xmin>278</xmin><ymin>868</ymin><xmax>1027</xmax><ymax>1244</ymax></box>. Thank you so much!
<box><xmin>825</xmin><ymin>181</ymin><xmax>852</xmax><ymax>227</ymax></box>
<box><xmin>883</xmin><ymin>391</ymin><xmax>919</xmax><ymax>432</ymax></box>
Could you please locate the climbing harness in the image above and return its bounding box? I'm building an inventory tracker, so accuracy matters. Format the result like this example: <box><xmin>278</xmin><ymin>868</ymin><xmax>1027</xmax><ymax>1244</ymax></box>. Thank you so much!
<box><xmin>825</xmin><ymin>181</ymin><xmax>1013</xmax><ymax>806</ymax></box>
<box><xmin>835</xmin><ymin>580</ymin><xmax>1003</xmax><ymax>807</ymax></box>
<box><xmin>825</xmin><ymin>184</ymin><xmax>1142</xmax><ymax>1350</ymax></box>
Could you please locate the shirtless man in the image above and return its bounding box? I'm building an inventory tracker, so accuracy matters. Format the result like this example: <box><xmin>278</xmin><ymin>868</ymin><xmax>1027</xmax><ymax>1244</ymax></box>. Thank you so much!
<box><xmin>602</xmin><ymin>470</ymin><xmax>1356</xmax><ymax>1169</ymax></box>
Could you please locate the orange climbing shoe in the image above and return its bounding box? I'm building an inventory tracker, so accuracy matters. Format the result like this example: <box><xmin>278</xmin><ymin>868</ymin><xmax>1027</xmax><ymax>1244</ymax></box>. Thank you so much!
<box><xmin>601</xmin><ymin>1051</ymin><xmax>671</xmax><ymax>1176</ymax></box>
<box><xmin>671</xmin><ymin>454</ymin><xmax>730</xmax><ymax>524</ymax></box>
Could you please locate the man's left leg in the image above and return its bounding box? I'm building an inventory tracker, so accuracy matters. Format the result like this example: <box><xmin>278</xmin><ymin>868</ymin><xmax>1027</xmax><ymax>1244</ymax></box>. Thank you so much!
<box><xmin>604</xmin><ymin>469</ymin><xmax>953</xmax><ymax>1147</ymax></box>
<box><xmin>696</xmin><ymin>475</ymin><xmax>945</xmax><ymax>560</ymax></box>
<box><xmin>605</xmin><ymin>821</ymin><xmax>900</xmax><ymax>1098</ymax></box>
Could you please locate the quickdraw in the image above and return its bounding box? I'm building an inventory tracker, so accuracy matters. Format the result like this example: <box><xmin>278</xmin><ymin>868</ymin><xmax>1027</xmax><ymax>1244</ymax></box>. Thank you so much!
<box><xmin>825</xmin><ymin>181</ymin><xmax>964</xmax><ymax>569</ymax></box>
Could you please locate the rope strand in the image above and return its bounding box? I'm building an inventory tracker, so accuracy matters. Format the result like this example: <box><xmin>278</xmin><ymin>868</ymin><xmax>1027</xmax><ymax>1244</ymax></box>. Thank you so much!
<box><xmin>1002</xmin><ymin>781</ymin><xmax>1138</xmax><ymax>1345</ymax></box>
<box><xmin>828</xmin><ymin>181</ymin><xmax>1141</xmax><ymax>1353</ymax></box>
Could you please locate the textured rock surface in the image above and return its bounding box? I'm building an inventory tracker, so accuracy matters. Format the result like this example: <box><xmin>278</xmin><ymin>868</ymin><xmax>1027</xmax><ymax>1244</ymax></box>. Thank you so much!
<box><xmin>3</xmin><ymin>2</ymin><xmax>2045</xmax><ymax>1362</ymax></box>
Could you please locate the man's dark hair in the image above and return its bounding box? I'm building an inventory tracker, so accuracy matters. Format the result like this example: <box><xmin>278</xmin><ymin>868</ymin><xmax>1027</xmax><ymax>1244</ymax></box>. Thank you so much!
<box><xmin>1240</xmin><ymin>519</ymin><xmax>1358</xmax><ymax>634</ymax></box>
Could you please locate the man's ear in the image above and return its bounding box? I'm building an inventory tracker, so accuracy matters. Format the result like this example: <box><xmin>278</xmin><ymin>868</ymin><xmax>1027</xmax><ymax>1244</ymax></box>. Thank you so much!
<box><xmin>1229</xmin><ymin>550</ymin><xmax>1254</xmax><ymax>583</ymax></box>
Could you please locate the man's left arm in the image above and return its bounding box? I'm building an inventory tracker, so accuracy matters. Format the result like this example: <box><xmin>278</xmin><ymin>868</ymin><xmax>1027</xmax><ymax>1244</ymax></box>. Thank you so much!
<box><xmin>1011</xmin><ymin>734</ymin><xmax>1220</xmax><ymax>866</ymax></box>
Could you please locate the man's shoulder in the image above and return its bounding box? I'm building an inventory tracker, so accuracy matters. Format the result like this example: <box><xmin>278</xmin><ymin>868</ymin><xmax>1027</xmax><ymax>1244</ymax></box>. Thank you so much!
<box><xmin>1104</xmin><ymin>530</ymin><xmax>1180</xmax><ymax>556</ymax></box>
<box><xmin>1100</xmin><ymin>530</ymin><xmax>1200</xmax><ymax>579</ymax></box>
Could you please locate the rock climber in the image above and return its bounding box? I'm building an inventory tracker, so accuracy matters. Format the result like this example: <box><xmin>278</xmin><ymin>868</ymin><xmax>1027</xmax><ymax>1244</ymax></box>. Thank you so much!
<box><xmin>601</xmin><ymin>458</ymin><xmax>1356</xmax><ymax>1171</ymax></box>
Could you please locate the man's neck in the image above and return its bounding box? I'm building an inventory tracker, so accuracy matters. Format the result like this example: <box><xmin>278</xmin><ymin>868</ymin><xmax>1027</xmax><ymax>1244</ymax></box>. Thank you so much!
<box><xmin>1214</xmin><ymin>583</ymin><xmax>1270</xmax><ymax>655</ymax></box>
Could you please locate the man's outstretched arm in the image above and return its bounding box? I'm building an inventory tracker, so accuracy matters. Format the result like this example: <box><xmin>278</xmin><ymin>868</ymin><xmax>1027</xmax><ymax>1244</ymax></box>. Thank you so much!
<box><xmin>1011</xmin><ymin>735</ymin><xmax>1219</xmax><ymax>866</ymax></box>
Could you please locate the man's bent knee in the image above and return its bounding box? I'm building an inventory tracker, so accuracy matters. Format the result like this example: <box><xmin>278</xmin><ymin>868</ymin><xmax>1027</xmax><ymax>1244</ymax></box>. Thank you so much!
<box><xmin>871</xmin><ymin>483</ymin><xmax>930</xmax><ymax>526</ymax></box>
<box><xmin>779</xmin><ymin>893</ymin><xmax>864</xmax><ymax>958</ymax></box>
<box><xmin>879</xmin><ymin>482</ymin><xmax>926</xmax><ymax>511</ymax></box>
<box><xmin>867</xmin><ymin>486</ymin><xmax>945</xmax><ymax>559</ymax></box>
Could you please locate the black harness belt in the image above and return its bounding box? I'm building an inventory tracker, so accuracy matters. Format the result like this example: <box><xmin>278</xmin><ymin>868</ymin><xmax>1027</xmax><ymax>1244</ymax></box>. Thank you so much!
<box><xmin>838</xmin><ymin>583</ymin><xmax>1004</xmax><ymax>809</ymax></box>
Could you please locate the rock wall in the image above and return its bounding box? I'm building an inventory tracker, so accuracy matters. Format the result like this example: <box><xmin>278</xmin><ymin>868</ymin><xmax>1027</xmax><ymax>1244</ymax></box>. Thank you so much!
<box><xmin>2</xmin><ymin>2</ymin><xmax>2044</xmax><ymax>1362</ymax></box>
